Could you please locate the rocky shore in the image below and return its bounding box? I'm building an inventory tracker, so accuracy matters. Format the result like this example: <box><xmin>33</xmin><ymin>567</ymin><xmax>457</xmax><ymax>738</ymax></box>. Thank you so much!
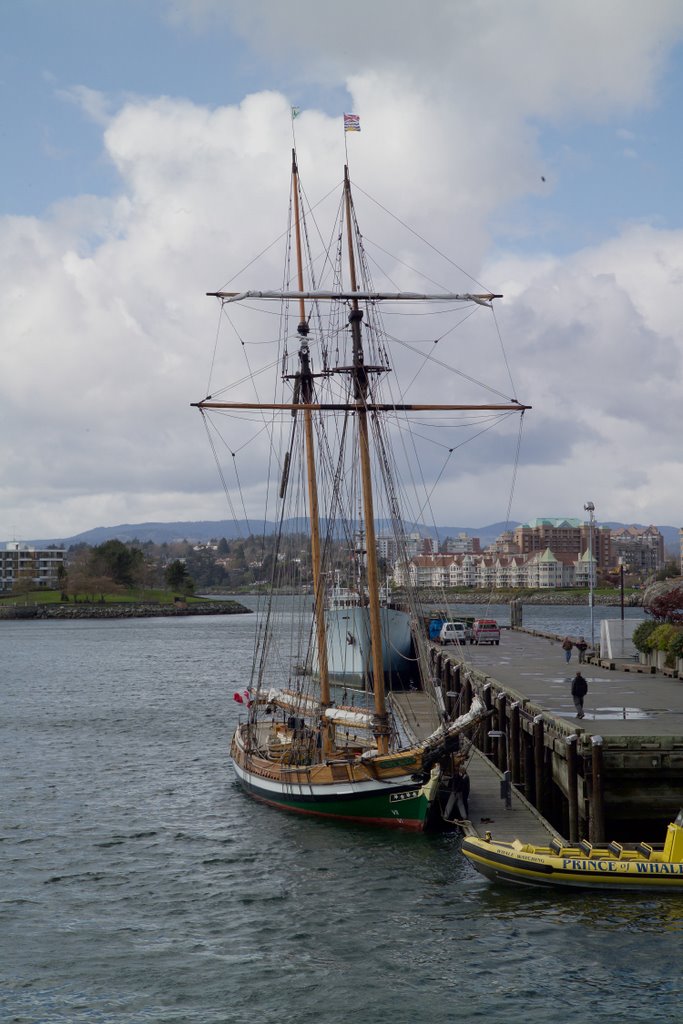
<box><xmin>0</xmin><ymin>600</ymin><xmax>252</xmax><ymax>620</ymax></box>
<box><xmin>397</xmin><ymin>589</ymin><xmax>643</xmax><ymax>607</ymax></box>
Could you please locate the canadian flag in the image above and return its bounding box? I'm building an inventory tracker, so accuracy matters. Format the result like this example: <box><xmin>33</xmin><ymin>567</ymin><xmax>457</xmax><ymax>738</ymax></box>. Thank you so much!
<box><xmin>233</xmin><ymin>689</ymin><xmax>251</xmax><ymax>707</ymax></box>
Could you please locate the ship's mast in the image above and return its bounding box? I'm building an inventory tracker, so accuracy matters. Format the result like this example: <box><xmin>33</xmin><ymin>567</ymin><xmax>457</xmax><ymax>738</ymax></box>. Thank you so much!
<box><xmin>343</xmin><ymin>165</ymin><xmax>390</xmax><ymax>755</ymax></box>
<box><xmin>291</xmin><ymin>151</ymin><xmax>333</xmax><ymax>753</ymax></box>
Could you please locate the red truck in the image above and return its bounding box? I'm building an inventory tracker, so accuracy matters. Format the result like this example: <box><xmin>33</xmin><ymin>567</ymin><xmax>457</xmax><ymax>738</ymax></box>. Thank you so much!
<box><xmin>473</xmin><ymin>618</ymin><xmax>501</xmax><ymax>645</ymax></box>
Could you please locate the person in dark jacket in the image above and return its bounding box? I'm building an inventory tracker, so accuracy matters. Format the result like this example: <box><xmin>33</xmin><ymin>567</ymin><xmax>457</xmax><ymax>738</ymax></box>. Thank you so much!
<box><xmin>575</xmin><ymin>636</ymin><xmax>588</xmax><ymax>663</ymax></box>
<box><xmin>571</xmin><ymin>671</ymin><xmax>588</xmax><ymax>719</ymax></box>
<box><xmin>562</xmin><ymin>636</ymin><xmax>573</xmax><ymax>662</ymax></box>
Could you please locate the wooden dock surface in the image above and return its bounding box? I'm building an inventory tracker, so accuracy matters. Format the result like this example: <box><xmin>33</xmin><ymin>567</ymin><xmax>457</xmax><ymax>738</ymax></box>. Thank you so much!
<box><xmin>392</xmin><ymin>689</ymin><xmax>560</xmax><ymax>843</ymax></box>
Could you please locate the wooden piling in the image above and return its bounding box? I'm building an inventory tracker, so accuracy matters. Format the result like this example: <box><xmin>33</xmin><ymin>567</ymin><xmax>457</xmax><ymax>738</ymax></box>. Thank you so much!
<box><xmin>565</xmin><ymin>734</ymin><xmax>579</xmax><ymax>842</ymax></box>
<box><xmin>589</xmin><ymin>735</ymin><xmax>606</xmax><ymax>843</ymax></box>
<box><xmin>533</xmin><ymin>715</ymin><xmax>545</xmax><ymax>816</ymax></box>
<box><xmin>483</xmin><ymin>684</ymin><xmax>493</xmax><ymax>758</ymax></box>
<box><xmin>510</xmin><ymin>701</ymin><xmax>521</xmax><ymax>786</ymax></box>
<box><xmin>495</xmin><ymin>693</ymin><xmax>507</xmax><ymax>771</ymax></box>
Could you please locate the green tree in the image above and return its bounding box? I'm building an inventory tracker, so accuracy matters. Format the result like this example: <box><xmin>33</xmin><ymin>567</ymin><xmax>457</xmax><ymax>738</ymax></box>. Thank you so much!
<box><xmin>91</xmin><ymin>540</ymin><xmax>144</xmax><ymax>588</ymax></box>
<box><xmin>632</xmin><ymin>620</ymin><xmax>658</xmax><ymax>653</ymax></box>
<box><xmin>165</xmin><ymin>560</ymin><xmax>194</xmax><ymax>594</ymax></box>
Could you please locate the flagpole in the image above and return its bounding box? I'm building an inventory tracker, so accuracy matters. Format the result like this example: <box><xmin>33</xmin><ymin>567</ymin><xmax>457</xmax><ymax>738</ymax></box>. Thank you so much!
<box><xmin>291</xmin><ymin>105</ymin><xmax>300</xmax><ymax>149</ymax></box>
<box><xmin>342</xmin><ymin>113</ymin><xmax>360</xmax><ymax>169</ymax></box>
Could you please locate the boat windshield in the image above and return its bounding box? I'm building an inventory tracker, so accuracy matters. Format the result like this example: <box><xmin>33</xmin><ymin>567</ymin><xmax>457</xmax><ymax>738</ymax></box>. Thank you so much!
<box><xmin>675</xmin><ymin>809</ymin><xmax>683</xmax><ymax>827</ymax></box>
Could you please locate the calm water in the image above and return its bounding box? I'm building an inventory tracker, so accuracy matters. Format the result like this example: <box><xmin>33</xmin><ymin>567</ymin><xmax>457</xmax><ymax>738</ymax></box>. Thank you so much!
<box><xmin>2</xmin><ymin>605</ymin><xmax>680</xmax><ymax>1024</ymax></box>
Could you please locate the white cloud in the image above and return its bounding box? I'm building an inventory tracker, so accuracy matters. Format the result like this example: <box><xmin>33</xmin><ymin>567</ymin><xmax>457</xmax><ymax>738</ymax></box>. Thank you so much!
<box><xmin>3</xmin><ymin>2</ymin><xmax>683</xmax><ymax>539</ymax></box>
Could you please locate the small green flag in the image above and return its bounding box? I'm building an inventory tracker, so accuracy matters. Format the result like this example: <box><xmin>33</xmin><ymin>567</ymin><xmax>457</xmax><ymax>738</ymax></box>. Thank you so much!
<box><xmin>291</xmin><ymin>106</ymin><xmax>301</xmax><ymax>120</ymax></box>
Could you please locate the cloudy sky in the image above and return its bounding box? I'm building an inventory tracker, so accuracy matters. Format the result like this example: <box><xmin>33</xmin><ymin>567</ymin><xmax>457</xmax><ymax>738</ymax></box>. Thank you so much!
<box><xmin>3</xmin><ymin>0</ymin><xmax>683</xmax><ymax>542</ymax></box>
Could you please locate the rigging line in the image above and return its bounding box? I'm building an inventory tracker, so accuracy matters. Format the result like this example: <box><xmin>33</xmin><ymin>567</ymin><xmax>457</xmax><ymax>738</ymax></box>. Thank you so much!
<box><xmin>205</xmin><ymin>304</ymin><xmax>225</xmax><ymax>399</ymax></box>
<box><xmin>222</xmin><ymin>421</ymin><xmax>271</xmax><ymax>457</ymax></box>
<box><xmin>363</xmin><ymin>245</ymin><xmax>405</xmax><ymax>294</ymax></box>
<box><xmin>232</xmin><ymin>450</ymin><xmax>254</xmax><ymax>532</ymax></box>
<box><xmin>199</xmin><ymin>412</ymin><xmax>243</xmax><ymax>532</ymax></box>
<box><xmin>392</xmin><ymin>413</ymin><xmax>513</xmax><ymax>450</ymax></box>
<box><xmin>374</xmin><ymin>414</ymin><xmax>447</xmax><ymax>656</ymax></box>
<box><xmin>298</xmin><ymin>180</ymin><xmax>346</xmax><ymax>298</ymax></box>
<box><xmin>214</xmin><ymin>181</ymin><xmax>341</xmax><ymax>293</ymax></box>
<box><xmin>370</xmin><ymin>415</ymin><xmax>433</xmax><ymax>684</ymax></box>
<box><xmin>411</xmin><ymin>413</ymin><xmax>521</xmax><ymax>526</ymax></box>
<box><xmin>255</xmin><ymin>494</ymin><xmax>295</xmax><ymax>689</ymax></box>
<box><xmin>502</xmin><ymin>409</ymin><xmax>525</xmax><ymax>531</ymax></box>
<box><xmin>362</xmin><ymin>235</ymin><xmax>467</xmax><ymax>294</ymax></box>
<box><xmin>206</xmin><ymin>313</ymin><xmax>282</xmax><ymax>398</ymax></box>
<box><xmin>492</xmin><ymin>302</ymin><xmax>517</xmax><ymax>399</ymax></box>
<box><xmin>352</xmin><ymin>182</ymin><xmax>492</xmax><ymax>293</ymax></box>
<box><xmin>388</xmin><ymin>332</ymin><xmax>517</xmax><ymax>402</ymax></box>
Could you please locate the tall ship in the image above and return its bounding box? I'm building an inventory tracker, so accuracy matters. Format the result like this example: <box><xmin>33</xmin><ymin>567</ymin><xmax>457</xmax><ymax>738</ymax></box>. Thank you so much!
<box><xmin>193</xmin><ymin>145</ymin><xmax>529</xmax><ymax>830</ymax></box>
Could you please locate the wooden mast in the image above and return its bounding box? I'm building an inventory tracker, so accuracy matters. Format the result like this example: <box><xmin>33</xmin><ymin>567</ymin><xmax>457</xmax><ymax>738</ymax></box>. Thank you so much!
<box><xmin>291</xmin><ymin>151</ymin><xmax>333</xmax><ymax>753</ymax></box>
<box><xmin>343</xmin><ymin>164</ymin><xmax>390</xmax><ymax>755</ymax></box>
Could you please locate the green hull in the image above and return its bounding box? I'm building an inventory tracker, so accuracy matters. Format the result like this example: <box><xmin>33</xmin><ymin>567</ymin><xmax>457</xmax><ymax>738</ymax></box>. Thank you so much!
<box><xmin>232</xmin><ymin>760</ymin><xmax>434</xmax><ymax>831</ymax></box>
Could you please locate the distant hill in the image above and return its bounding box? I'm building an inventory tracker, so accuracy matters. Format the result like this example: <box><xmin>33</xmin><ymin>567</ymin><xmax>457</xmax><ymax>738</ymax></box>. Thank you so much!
<box><xmin>7</xmin><ymin>519</ymin><xmax>680</xmax><ymax>553</ymax></box>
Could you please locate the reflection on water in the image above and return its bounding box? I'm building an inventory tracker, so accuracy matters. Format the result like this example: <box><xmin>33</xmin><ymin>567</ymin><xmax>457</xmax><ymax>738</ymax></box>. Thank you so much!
<box><xmin>469</xmin><ymin>874</ymin><xmax>683</xmax><ymax>932</ymax></box>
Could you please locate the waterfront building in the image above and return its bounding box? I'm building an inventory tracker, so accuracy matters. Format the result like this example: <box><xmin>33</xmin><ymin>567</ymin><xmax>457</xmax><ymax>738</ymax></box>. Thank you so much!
<box><xmin>573</xmin><ymin>548</ymin><xmax>597</xmax><ymax>588</ymax></box>
<box><xmin>513</xmin><ymin>517</ymin><xmax>611</xmax><ymax>568</ymax></box>
<box><xmin>0</xmin><ymin>542</ymin><xmax>65</xmax><ymax>592</ymax></box>
<box><xmin>610</xmin><ymin>525</ymin><xmax>665</xmax><ymax>573</ymax></box>
<box><xmin>485</xmin><ymin>530</ymin><xmax>518</xmax><ymax>555</ymax></box>
<box><xmin>440</xmin><ymin>533</ymin><xmax>481</xmax><ymax>554</ymax></box>
<box><xmin>524</xmin><ymin>548</ymin><xmax>567</xmax><ymax>589</ymax></box>
<box><xmin>397</xmin><ymin>549</ymin><xmax>580</xmax><ymax>590</ymax></box>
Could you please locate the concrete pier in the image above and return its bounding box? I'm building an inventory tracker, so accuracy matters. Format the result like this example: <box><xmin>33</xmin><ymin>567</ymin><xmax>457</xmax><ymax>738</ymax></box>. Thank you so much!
<box><xmin>428</xmin><ymin>629</ymin><xmax>683</xmax><ymax>842</ymax></box>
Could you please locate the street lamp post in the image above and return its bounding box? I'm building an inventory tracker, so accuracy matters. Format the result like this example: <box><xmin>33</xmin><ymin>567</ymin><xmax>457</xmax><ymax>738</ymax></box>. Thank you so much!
<box><xmin>618</xmin><ymin>557</ymin><xmax>625</xmax><ymax>621</ymax></box>
<box><xmin>584</xmin><ymin>501</ymin><xmax>596</xmax><ymax>648</ymax></box>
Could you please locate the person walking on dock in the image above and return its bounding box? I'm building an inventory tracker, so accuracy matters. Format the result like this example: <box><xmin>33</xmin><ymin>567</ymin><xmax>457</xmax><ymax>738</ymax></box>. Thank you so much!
<box><xmin>562</xmin><ymin>636</ymin><xmax>573</xmax><ymax>663</ymax></box>
<box><xmin>571</xmin><ymin>670</ymin><xmax>588</xmax><ymax>719</ymax></box>
<box><xmin>575</xmin><ymin>636</ymin><xmax>588</xmax><ymax>663</ymax></box>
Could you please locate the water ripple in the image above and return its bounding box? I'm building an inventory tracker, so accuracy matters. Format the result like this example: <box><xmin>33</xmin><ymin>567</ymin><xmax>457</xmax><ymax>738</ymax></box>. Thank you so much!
<box><xmin>1</xmin><ymin>614</ymin><xmax>680</xmax><ymax>1023</ymax></box>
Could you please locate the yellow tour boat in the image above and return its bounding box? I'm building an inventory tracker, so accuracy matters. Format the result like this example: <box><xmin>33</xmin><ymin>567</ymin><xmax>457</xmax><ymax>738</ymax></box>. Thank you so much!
<box><xmin>461</xmin><ymin>810</ymin><xmax>683</xmax><ymax>891</ymax></box>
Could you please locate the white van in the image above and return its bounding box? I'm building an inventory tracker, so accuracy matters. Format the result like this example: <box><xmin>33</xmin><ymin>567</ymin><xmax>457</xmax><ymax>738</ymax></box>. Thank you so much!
<box><xmin>438</xmin><ymin>621</ymin><xmax>469</xmax><ymax>645</ymax></box>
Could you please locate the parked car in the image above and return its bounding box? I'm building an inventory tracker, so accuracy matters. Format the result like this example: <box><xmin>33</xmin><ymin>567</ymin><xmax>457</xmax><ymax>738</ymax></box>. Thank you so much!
<box><xmin>438</xmin><ymin>621</ymin><xmax>474</xmax><ymax>645</ymax></box>
<box><xmin>473</xmin><ymin>618</ymin><xmax>501</xmax><ymax>645</ymax></box>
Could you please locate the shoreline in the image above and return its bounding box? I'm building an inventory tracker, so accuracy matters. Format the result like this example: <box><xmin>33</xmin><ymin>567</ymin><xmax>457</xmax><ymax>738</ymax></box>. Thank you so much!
<box><xmin>0</xmin><ymin>600</ymin><xmax>252</xmax><ymax>620</ymax></box>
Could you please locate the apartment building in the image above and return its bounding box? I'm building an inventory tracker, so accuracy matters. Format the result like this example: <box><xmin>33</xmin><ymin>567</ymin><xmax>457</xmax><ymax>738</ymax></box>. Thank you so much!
<box><xmin>394</xmin><ymin>547</ymin><xmax>595</xmax><ymax>590</ymax></box>
<box><xmin>513</xmin><ymin>518</ymin><xmax>611</xmax><ymax>568</ymax></box>
<box><xmin>610</xmin><ymin>525</ymin><xmax>665</xmax><ymax>573</ymax></box>
<box><xmin>0</xmin><ymin>542</ymin><xmax>65</xmax><ymax>592</ymax></box>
